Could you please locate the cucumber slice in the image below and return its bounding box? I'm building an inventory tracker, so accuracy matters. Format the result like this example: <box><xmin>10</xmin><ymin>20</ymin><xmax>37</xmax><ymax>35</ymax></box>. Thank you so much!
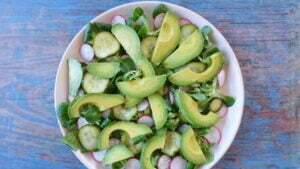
<box><xmin>68</xmin><ymin>58</ymin><xmax>83</xmax><ymax>97</ymax></box>
<box><xmin>162</xmin><ymin>131</ymin><xmax>181</xmax><ymax>156</ymax></box>
<box><xmin>185</xmin><ymin>62</ymin><xmax>206</xmax><ymax>73</ymax></box>
<box><xmin>87</xmin><ymin>62</ymin><xmax>120</xmax><ymax>79</ymax></box>
<box><xmin>93</xmin><ymin>31</ymin><xmax>120</xmax><ymax>59</ymax></box>
<box><xmin>113</xmin><ymin>106</ymin><xmax>138</xmax><ymax>120</ymax></box>
<box><xmin>82</xmin><ymin>73</ymin><xmax>109</xmax><ymax>93</ymax></box>
<box><xmin>78</xmin><ymin>125</ymin><xmax>101</xmax><ymax>151</ymax></box>
<box><xmin>209</xmin><ymin>98</ymin><xmax>223</xmax><ymax>112</ymax></box>
<box><xmin>180</xmin><ymin>24</ymin><xmax>198</xmax><ymax>43</ymax></box>
<box><xmin>141</xmin><ymin>36</ymin><xmax>157</xmax><ymax>59</ymax></box>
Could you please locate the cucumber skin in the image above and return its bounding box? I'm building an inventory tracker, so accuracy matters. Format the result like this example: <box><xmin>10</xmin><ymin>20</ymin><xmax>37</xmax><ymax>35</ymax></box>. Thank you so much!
<box><xmin>68</xmin><ymin>58</ymin><xmax>83</xmax><ymax>97</ymax></box>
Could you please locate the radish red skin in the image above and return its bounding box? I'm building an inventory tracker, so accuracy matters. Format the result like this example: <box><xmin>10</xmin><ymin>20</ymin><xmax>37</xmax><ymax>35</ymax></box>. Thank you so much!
<box><xmin>158</xmin><ymin>155</ymin><xmax>171</xmax><ymax>169</ymax></box>
<box><xmin>170</xmin><ymin>156</ymin><xmax>187</xmax><ymax>169</ymax></box>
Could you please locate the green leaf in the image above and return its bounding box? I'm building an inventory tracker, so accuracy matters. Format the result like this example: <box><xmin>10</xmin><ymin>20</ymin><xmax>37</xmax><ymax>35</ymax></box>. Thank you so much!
<box><xmin>219</xmin><ymin>94</ymin><xmax>235</xmax><ymax>107</ymax></box>
<box><xmin>80</xmin><ymin>104</ymin><xmax>101</xmax><ymax>123</ymax></box>
<box><xmin>201</xmin><ymin>25</ymin><xmax>212</xmax><ymax>36</ymax></box>
<box><xmin>131</xmin><ymin>7</ymin><xmax>145</xmax><ymax>21</ymax></box>
<box><xmin>198</xmin><ymin>136</ymin><xmax>214</xmax><ymax>162</ymax></box>
<box><xmin>186</xmin><ymin>161</ymin><xmax>196</xmax><ymax>169</ymax></box>
<box><xmin>83</xmin><ymin>22</ymin><xmax>112</xmax><ymax>44</ymax></box>
<box><xmin>152</xmin><ymin>4</ymin><xmax>168</xmax><ymax>18</ymax></box>
<box><xmin>61</xmin><ymin>130</ymin><xmax>83</xmax><ymax>150</ymax></box>
<box><xmin>112</xmin><ymin>160</ymin><xmax>126</xmax><ymax>169</ymax></box>
<box><xmin>131</xmin><ymin>135</ymin><xmax>147</xmax><ymax>145</ymax></box>
<box><xmin>165</xmin><ymin>118</ymin><xmax>179</xmax><ymax>131</ymax></box>
<box><xmin>99</xmin><ymin>118</ymin><xmax>111</xmax><ymax>129</ymax></box>
<box><xmin>57</xmin><ymin>102</ymin><xmax>76</xmax><ymax>129</ymax></box>
<box><xmin>195</xmin><ymin>127</ymin><xmax>211</xmax><ymax>136</ymax></box>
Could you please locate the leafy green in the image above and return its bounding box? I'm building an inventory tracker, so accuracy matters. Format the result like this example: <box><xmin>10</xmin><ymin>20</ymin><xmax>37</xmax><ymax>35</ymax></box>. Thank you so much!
<box><xmin>98</xmin><ymin>118</ymin><xmax>112</xmax><ymax>128</ymax></box>
<box><xmin>219</xmin><ymin>94</ymin><xmax>235</xmax><ymax>107</ymax></box>
<box><xmin>57</xmin><ymin>102</ymin><xmax>76</xmax><ymax>130</ymax></box>
<box><xmin>200</xmin><ymin>25</ymin><xmax>220</xmax><ymax>58</ymax></box>
<box><xmin>83</xmin><ymin>22</ymin><xmax>111</xmax><ymax>44</ymax></box>
<box><xmin>112</xmin><ymin>160</ymin><xmax>126</xmax><ymax>169</ymax></box>
<box><xmin>116</xmin><ymin>70</ymin><xmax>142</xmax><ymax>82</ymax></box>
<box><xmin>150</xmin><ymin>151</ymin><xmax>160</xmax><ymax>166</ymax></box>
<box><xmin>61</xmin><ymin>130</ymin><xmax>83</xmax><ymax>150</ymax></box>
<box><xmin>198</xmin><ymin>137</ymin><xmax>214</xmax><ymax>162</ymax></box>
<box><xmin>127</xmin><ymin>7</ymin><xmax>155</xmax><ymax>38</ymax></box>
<box><xmin>117</xmin><ymin>57</ymin><xmax>136</xmax><ymax>73</ymax></box>
<box><xmin>80</xmin><ymin>104</ymin><xmax>101</xmax><ymax>123</ymax></box>
<box><xmin>195</xmin><ymin>127</ymin><xmax>211</xmax><ymax>136</ymax></box>
<box><xmin>152</xmin><ymin>4</ymin><xmax>168</xmax><ymax>18</ymax></box>
<box><xmin>165</xmin><ymin>118</ymin><xmax>179</xmax><ymax>131</ymax></box>
<box><xmin>186</xmin><ymin>161</ymin><xmax>196</xmax><ymax>169</ymax></box>
<box><xmin>131</xmin><ymin>135</ymin><xmax>147</xmax><ymax>145</ymax></box>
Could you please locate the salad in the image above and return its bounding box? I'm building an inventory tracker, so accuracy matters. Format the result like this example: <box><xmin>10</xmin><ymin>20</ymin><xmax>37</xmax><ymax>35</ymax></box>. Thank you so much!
<box><xmin>57</xmin><ymin>4</ymin><xmax>235</xmax><ymax>169</ymax></box>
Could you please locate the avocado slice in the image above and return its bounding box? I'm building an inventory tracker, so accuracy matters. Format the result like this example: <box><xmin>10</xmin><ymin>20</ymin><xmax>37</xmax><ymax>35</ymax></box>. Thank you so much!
<box><xmin>68</xmin><ymin>94</ymin><xmax>124</xmax><ymax>118</ymax></box>
<box><xmin>103</xmin><ymin>144</ymin><xmax>134</xmax><ymax>165</ymax></box>
<box><xmin>112</xmin><ymin>24</ymin><xmax>155</xmax><ymax>77</ymax></box>
<box><xmin>148</xmin><ymin>93</ymin><xmax>168</xmax><ymax>129</ymax></box>
<box><xmin>117</xmin><ymin>75</ymin><xmax>167</xmax><ymax>98</ymax></box>
<box><xmin>87</xmin><ymin>62</ymin><xmax>120</xmax><ymax>79</ymax></box>
<box><xmin>174</xmin><ymin>90</ymin><xmax>219</xmax><ymax>128</ymax></box>
<box><xmin>180</xmin><ymin>126</ymin><xmax>206</xmax><ymax>164</ymax></box>
<box><xmin>141</xmin><ymin>131</ymin><xmax>166</xmax><ymax>169</ymax></box>
<box><xmin>163</xmin><ymin>30</ymin><xmax>204</xmax><ymax>69</ymax></box>
<box><xmin>98</xmin><ymin>121</ymin><xmax>152</xmax><ymax>149</ymax></box>
<box><xmin>151</xmin><ymin>11</ymin><xmax>180</xmax><ymax>65</ymax></box>
<box><xmin>169</xmin><ymin>52</ymin><xmax>224</xmax><ymax>86</ymax></box>
<box><xmin>125</xmin><ymin>97</ymin><xmax>143</xmax><ymax>108</ymax></box>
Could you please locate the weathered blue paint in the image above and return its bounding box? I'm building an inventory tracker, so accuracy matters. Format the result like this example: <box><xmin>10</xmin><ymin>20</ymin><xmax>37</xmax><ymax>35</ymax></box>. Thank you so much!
<box><xmin>0</xmin><ymin>0</ymin><xmax>299</xmax><ymax>169</ymax></box>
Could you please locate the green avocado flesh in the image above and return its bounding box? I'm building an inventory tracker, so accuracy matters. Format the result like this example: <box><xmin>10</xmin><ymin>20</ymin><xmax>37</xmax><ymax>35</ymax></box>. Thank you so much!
<box><xmin>169</xmin><ymin>52</ymin><xmax>224</xmax><ymax>86</ymax></box>
<box><xmin>151</xmin><ymin>12</ymin><xmax>180</xmax><ymax>65</ymax></box>
<box><xmin>112</xmin><ymin>24</ymin><xmax>155</xmax><ymax>77</ymax></box>
<box><xmin>180</xmin><ymin>126</ymin><xmax>206</xmax><ymax>164</ymax></box>
<box><xmin>141</xmin><ymin>131</ymin><xmax>166</xmax><ymax>169</ymax></box>
<box><xmin>68</xmin><ymin>94</ymin><xmax>124</xmax><ymax>118</ymax></box>
<box><xmin>148</xmin><ymin>93</ymin><xmax>168</xmax><ymax>129</ymax></box>
<box><xmin>175</xmin><ymin>90</ymin><xmax>219</xmax><ymax>128</ymax></box>
<box><xmin>98</xmin><ymin>121</ymin><xmax>152</xmax><ymax>149</ymax></box>
<box><xmin>103</xmin><ymin>144</ymin><xmax>134</xmax><ymax>164</ymax></box>
<box><xmin>87</xmin><ymin>62</ymin><xmax>120</xmax><ymax>79</ymax></box>
<box><xmin>117</xmin><ymin>75</ymin><xmax>167</xmax><ymax>98</ymax></box>
<box><xmin>163</xmin><ymin>30</ymin><xmax>204</xmax><ymax>69</ymax></box>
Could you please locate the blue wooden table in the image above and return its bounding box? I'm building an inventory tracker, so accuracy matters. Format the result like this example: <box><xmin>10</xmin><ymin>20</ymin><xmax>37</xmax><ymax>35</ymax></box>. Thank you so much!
<box><xmin>0</xmin><ymin>0</ymin><xmax>299</xmax><ymax>168</ymax></box>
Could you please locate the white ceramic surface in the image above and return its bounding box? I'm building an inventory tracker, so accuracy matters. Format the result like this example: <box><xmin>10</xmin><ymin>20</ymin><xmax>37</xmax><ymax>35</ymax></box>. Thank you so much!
<box><xmin>54</xmin><ymin>1</ymin><xmax>244</xmax><ymax>169</ymax></box>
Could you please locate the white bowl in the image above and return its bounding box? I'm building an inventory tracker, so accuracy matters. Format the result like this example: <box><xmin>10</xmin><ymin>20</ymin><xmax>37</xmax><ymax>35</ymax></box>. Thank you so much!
<box><xmin>54</xmin><ymin>1</ymin><xmax>244</xmax><ymax>169</ymax></box>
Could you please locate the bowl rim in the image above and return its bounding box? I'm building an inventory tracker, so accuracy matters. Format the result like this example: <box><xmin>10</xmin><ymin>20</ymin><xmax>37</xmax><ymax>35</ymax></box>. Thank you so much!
<box><xmin>54</xmin><ymin>1</ymin><xmax>244</xmax><ymax>169</ymax></box>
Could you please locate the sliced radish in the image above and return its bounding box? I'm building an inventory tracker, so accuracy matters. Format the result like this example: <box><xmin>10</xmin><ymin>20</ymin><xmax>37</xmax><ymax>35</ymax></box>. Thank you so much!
<box><xmin>154</xmin><ymin>13</ymin><xmax>165</xmax><ymax>28</ymax></box>
<box><xmin>111</xmin><ymin>15</ymin><xmax>126</xmax><ymax>25</ymax></box>
<box><xmin>102</xmin><ymin>109</ymin><xmax>112</xmax><ymax>118</ymax></box>
<box><xmin>179</xmin><ymin>18</ymin><xmax>191</xmax><ymax>25</ymax></box>
<box><xmin>204</xmin><ymin>126</ymin><xmax>222</xmax><ymax>145</ymax></box>
<box><xmin>77</xmin><ymin>117</ymin><xmax>89</xmax><ymax>128</ymax></box>
<box><xmin>158</xmin><ymin>155</ymin><xmax>171</xmax><ymax>169</ymax></box>
<box><xmin>168</xmin><ymin>91</ymin><xmax>175</xmax><ymax>105</ymax></box>
<box><xmin>125</xmin><ymin>158</ymin><xmax>141</xmax><ymax>169</ymax></box>
<box><xmin>217</xmin><ymin>105</ymin><xmax>228</xmax><ymax>118</ymax></box>
<box><xmin>178</xmin><ymin>124</ymin><xmax>189</xmax><ymax>134</ymax></box>
<box><xmin>92</xmin><ymin>149</ymin><xmax>107</xmax><ymax>162</ymax></box>
<box><xmin>109</xmin><ymin>138</ymin><xmax>120</xmax><ymax>146</ymax></box>
<box><xmin>137</xmin><ymin>100</ymin><xmax>149</xmax><ymax>111</ymax></box>
<box><xmin>217</xmin><ymin>69</ymin><xmax>226</xmax><ymax>87</ymax></box>
<box><xmin>137</xmin><ymin>115</ymin><xmax>154</xmax><ymax>127</ymax></box>
<box><xmin>170</xmin><ymin>156</ymin><xmax>187</xmax><ymax>169</ymax></box>
<box><xmin>120</xmin><ymin>54</ymin><xmax>129</xmax><ymax>58</ymax></box>
<box><xmin>80</xmin><ymin>44</ymin><xmax>94</xmax><ymax>62</ymax></box>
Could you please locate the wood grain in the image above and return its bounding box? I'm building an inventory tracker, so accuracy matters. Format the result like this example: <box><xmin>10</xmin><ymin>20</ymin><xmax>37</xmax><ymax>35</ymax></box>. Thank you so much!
<box><xmin>0</xmin><ymin>0</ymin><xmax>299</xmax><ymax>169</ymax></box>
